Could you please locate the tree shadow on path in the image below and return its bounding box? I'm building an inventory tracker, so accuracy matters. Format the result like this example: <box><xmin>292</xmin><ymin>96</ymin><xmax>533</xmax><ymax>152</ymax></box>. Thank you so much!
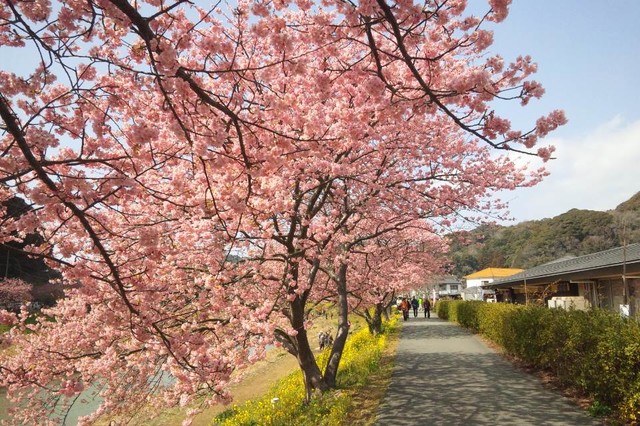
<box><xmin>375</xmin><ymin>318</ymin><xmax>602</xmax><ymax>426</ymax></box>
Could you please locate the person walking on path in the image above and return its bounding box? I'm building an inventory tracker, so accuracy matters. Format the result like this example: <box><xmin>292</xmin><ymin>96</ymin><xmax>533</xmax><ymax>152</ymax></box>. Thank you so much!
<box><xmin>423</xmin><ymin>297</ymin><xmax>431</xmax><ymax>319</ymax></box>
<box><xmin>375</xmin><ymin>318</ymin><xmax>602</xmax><ymax>425</ymax></box>
<box><xmin>411</xmin><ymin>296</ymin><xmax>419</xmax><ymax>318</ymax></box>
<box><xmin>399</xmin><ymin>298</ymin><xmax>410</xmax><ymax>321</ymax></box>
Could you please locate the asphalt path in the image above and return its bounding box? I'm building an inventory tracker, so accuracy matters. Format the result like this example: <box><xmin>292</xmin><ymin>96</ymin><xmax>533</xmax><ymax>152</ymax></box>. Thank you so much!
<box><xmin>375</xmin><ymin>315</ymin><xmax>603</xmax><ymax>426</ymax></box>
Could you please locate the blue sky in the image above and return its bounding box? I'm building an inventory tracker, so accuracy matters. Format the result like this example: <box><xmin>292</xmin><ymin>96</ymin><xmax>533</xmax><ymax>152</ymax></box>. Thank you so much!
<box><xmin>485</xmin><ymin>0</ymin><xmax>640</xmax><ymax>223</ymax></box>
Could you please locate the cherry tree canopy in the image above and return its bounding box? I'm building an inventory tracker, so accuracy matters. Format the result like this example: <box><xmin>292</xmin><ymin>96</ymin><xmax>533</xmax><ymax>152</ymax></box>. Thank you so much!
<box><xmin>0</xmin><ymin>0</ymin><xmax>565</xmax><ymax>423</ymax></box>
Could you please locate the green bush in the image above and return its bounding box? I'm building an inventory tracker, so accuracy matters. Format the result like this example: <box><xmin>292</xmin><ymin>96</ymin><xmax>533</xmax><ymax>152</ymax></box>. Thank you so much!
<box><xmin>442</xmin><ymin>301</ymin><xmax>640</xmax><ymax>424</ymax></box>
<box><xmin>588</xmin><ymin>400</ymin><xmax>612</xmax><ymax>417</ymax></box>
<box><xmin>436</xmin><ymin>300</ymin><xmax>451</xmax><ymax>320</ymax></box>
<box><xmin>455</xmin><ymin>300</ymin><xmax>483</xmax><ymax>332</ymax></box>
<box><xmin>476</xmin><ymin>302</ymin><xmax>519</xmax><ymax>349</ymax></box>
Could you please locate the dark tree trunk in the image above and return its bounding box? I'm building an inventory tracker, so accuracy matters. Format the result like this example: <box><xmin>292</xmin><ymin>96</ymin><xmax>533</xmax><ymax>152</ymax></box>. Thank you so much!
<box><xmin>384</xmin><ymin>291</ymin><xmax>395</xmax><ymax>320</ymax></box>
<box><xmin>293</xmin><ymin>304</ymin><xmax>329</xmax><ymax>401</ymax></box>
<box><xmin>382</xmin><ymin>292</ymin><xmax>394</xmax><ymax>321</ymax></box>
<box><xmin>370</xmin><ymin>303</ymin><xmax>384</xmax><ymax>334</ymax></box>
<box><xmin>286</xmin><ymin>260</ymin><xmax>329</xmax><ymax>401</ymax></box>
<box><xmin>323</xmin><ymin>263</ymin><xmax>349</xmax><ymax>388</ymax></box>
<box><xmin>277</xmin><ymin>293</ymin><xmax>330</xmax><ymax>402</ymax></box>
<box><xmin>364</xmin><ymin>292</ymin><xmax>394</xmax><ymax>334</ymax></box>
<box><xmin>383</xmin><ymin>305</ymin><xmax>391</xmax><ymax>321</ymax></box>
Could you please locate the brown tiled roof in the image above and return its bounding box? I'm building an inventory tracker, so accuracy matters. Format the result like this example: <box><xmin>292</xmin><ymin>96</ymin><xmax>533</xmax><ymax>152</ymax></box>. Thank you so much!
<box><xmin>491</xmin><ymin>243</ymin><xmax>640</xmax><ymax>287</ymax></box>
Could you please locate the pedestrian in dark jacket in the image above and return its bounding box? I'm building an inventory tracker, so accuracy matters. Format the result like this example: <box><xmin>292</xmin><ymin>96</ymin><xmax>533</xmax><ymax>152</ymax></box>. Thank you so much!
<box><xmin>423</xmin><ymin>297</ymin><xmax>431</xmax><ymax>318</ymax></box>
<box><xmin>411</xmin><ymin>297</ymin><xmax>419</xmax><ymax>318</ymax></box>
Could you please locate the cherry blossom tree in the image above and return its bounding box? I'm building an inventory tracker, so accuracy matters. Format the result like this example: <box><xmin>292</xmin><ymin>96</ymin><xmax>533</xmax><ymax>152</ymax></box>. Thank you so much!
<box><xmin>348</xmin><ymin>227</ymin><xmax>448</xmax><ymax>334</ymax></box>
<box><xmin>232</xmin><ymin>111</ymin><xmax>548</xmax><ymax>396</ymax></box>
<box><xmin>0</xmin><ymin>278</ymin><xmax>32</xmax><ymax>311</ymax></box>
<box><xmin>0</xmin><ymin>0</ymin><xmax>566</xmax><ymax>422</ymax></box>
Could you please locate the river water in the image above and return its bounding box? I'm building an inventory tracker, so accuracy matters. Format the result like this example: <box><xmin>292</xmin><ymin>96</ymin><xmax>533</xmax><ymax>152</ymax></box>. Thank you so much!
<box><xmin>0</xmin><ymin>385</ymin><xmax>104</xmax><ymax>425</ymax></box>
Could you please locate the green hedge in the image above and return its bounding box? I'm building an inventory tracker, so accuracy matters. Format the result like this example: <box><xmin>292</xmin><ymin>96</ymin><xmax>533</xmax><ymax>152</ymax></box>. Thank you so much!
<box><xmin>437</xmin><ymin>300</ymin><xmax>640</xmax><ymax>423</ymax></box>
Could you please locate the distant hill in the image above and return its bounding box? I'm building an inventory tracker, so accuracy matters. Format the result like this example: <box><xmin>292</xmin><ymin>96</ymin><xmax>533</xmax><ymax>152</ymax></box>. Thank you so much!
<box><xmin>448</xmin><ymin>191</ymin><xmax>640</xmax><ymax>277</ymax></box>
<box><xmin>615</xmin><ymin>191</ymin><xmax>640</xmax><ymax>213</ymax></box>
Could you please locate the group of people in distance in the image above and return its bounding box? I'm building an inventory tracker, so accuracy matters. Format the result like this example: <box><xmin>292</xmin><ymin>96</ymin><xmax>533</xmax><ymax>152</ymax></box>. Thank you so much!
<box><xmin>398</xmin><ymin>296</ymin><xmax>431</xmax><ymax>321</ymax></box>
<box><xmin>318</xmin><ymin>330</ymin><xmax>334</xmax><ymax>350</ymax></box>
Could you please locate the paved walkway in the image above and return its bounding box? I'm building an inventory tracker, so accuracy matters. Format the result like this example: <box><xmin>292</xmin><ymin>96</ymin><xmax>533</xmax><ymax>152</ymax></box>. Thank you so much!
<box><xmin>375</xmin><ymin>316</ymin><xmax>603</xmax><ymax>425</ymax></box>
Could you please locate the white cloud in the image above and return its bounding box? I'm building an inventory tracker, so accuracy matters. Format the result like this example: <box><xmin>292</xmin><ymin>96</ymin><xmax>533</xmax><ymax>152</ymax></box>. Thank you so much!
<box><xmin>500</xmin><ymin>116</ymin><xmax>640</xmax><ymax>222</ymax></box>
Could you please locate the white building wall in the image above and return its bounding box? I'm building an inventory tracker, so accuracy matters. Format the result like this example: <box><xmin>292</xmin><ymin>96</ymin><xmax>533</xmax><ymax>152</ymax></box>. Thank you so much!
<box><xmin>465</xmin><ymin>278</ymin><xmax>493</xmax><ymax>288</ymax></box>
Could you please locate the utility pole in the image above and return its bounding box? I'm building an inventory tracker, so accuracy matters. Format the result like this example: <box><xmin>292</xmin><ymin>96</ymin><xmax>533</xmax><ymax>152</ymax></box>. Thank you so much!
<box><xmin>620</xmin><ymin>217</ymin><xmax>630</xmax><ymax>316</ymax></box>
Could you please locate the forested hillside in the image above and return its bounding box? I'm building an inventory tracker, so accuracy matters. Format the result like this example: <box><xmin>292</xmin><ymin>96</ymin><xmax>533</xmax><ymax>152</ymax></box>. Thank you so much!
<box><xmin>448</xmin><ymin>192</ymin><xmax>640</xmax><ymax>277</ymax></box>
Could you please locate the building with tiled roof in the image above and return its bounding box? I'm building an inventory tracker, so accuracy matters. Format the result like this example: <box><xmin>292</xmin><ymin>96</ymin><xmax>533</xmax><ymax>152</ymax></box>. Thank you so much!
<box><xmin>489</xmin><ymin>243</ymin><xmax>640</xmax><ymax>318</ymax></box>
<box><xmin>433</xmin><ymin>275</ymin><xmax>463</xmax><ymax>299</ymax></box>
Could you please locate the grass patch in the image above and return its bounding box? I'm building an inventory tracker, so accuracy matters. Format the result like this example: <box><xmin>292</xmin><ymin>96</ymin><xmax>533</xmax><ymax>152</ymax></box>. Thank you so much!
<box><xmin>212</xmin><ymin>315</ymin><xmax>400</xmax><ymax>426</ymax></box>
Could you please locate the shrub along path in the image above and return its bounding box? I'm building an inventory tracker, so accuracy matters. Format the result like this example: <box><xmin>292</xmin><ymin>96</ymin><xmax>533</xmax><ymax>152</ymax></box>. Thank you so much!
<box><xmin>375</xmin><ymin>316</ymin><xmax>602</xmax><ymax>425</ymax></box>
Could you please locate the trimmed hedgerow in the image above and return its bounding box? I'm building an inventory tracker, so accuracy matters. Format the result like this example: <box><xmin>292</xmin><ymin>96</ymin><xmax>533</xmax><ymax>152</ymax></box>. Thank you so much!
<box><xmin>437</xmin><ymin>300</ymin><xmax>640</xmax><ymax>423</ymax></box>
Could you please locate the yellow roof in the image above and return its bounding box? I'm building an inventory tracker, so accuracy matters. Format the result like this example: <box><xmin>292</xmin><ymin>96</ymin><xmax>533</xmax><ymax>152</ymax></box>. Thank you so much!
<box><xmin>464</xmin><ymin>268</ymin><xmax>524</xmax><ymax>279</ymax></box>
